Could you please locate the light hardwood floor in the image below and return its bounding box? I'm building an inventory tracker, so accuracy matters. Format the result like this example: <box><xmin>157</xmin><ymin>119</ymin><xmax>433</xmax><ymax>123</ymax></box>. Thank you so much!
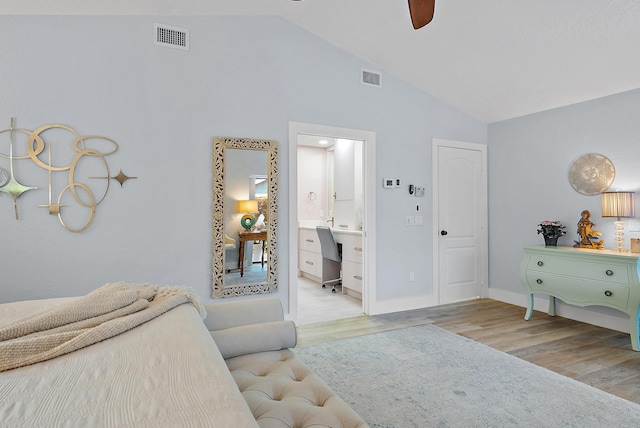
<box><xmin>296</xmin><ymin>298</ymin><xmax>640</xmax><ymax>405</ymax></box>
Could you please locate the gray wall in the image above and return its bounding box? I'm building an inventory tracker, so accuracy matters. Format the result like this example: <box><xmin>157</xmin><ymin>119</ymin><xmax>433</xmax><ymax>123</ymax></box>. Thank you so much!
<box><xmin>0</xmin><ymin>16</ymin><xmax>486</xmax><ymax>308</ymax></box>
<box><xmin>488</xmin><ymin>89</ymin><xmax>640</xmax><ymax>308</ymax></box>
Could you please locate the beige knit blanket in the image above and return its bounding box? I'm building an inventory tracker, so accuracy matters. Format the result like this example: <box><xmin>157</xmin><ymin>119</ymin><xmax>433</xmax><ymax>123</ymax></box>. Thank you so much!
<box><xmin>0</xmin><ymin>282</ymin><xmax>205</xmax><ymax>372</ymax></box>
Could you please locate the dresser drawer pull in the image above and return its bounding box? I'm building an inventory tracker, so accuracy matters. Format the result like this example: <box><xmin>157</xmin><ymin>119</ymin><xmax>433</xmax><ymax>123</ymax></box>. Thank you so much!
<box><xmin>605</xmin><ymin>290</ymin><xmax>613</xmax><ymax>297</ymax></box>
<box><xmin>353</xmin><ymin>275</ymin><xmax>363</xmax><ymax>280</ymax></box>
<box><xmin>354</xmin><ymin>247</ymin><xmax>363</xmax><ymax>252</ymax></box>
<box><xmin>536</xmin><ymin>279</ymin><xmax>543</xmax><ymax>284</ymax></box>
<box><xmin>537</xmin><ymin>261</ymin><xmax>544</xmax><ymax>266</ymax></box>
<box><xmin>305</xmin><ymin>261</ymin><xmax>314</xmax><ymax>265</ymax></box>
<box><xmin>305</xmin><ymin>239</ymin><xmax>314</xmax><ymax>243</ymax></box>
<box><xmin>606</xmin><ymin>270</ymin><xmax>613</xmax><ymax>276</ymax></box>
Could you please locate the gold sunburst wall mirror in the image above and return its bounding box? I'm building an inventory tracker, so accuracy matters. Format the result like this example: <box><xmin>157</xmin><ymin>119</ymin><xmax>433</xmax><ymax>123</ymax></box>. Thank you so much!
<box><xmin>568</xmin><ymin>153</ymin><xmax>615</xmax><ymax>196</ymax></box>
<box><xmin>212</xmin><ymin>137</ymin><xmax>278</xmax><ymax>298</ymax></box>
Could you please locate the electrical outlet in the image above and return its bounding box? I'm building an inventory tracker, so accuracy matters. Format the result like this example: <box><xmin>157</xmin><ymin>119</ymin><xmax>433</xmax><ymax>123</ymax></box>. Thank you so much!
<box><xmin>415</xmin><ymin>186</ymin><xmax>425</xmax><ymax>197</ymax></box>
<box><xmin>415</xmin><ymin>215</ymin><xmax>423</xmax><ymax>225</ymax></box>
<box><xmin>406</xmin><ymin>215</ymin><xmax>414</xmax><ymax>226</ymax></box>
<box><xmin>409</xmin><ymin>271</ymin><xmax>415</xmax><ymax>282</ymax></box>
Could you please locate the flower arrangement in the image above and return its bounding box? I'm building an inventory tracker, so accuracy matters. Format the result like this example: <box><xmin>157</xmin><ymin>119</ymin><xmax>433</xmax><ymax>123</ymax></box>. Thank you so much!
<box><xmin>537</xmin><ymin>220</ymin><xmax>567</xmax><ymax>238</ymax></box>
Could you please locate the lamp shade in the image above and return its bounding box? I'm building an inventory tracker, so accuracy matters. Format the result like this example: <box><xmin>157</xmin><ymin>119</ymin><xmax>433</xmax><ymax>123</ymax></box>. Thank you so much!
<box><xmin>237</xmin><ymin>199</ymin><xmax>258</xmax><ymax>213</ymax></box>
<box><xmin>601</xmin><ymin>192</ymin><xmax>635</xmax><ymax>218</ymax></box>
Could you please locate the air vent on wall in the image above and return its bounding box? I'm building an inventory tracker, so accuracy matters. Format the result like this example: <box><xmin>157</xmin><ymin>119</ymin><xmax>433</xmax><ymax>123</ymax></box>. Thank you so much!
<box><xmin>154</xmin><ymin>23</ymin><xmax>189</xmax><ymax>51</ymax></box>
<box><xmin>361</xmin><ymin>68</ymin><xmax>382</xmax><ymax>88</ymax></box>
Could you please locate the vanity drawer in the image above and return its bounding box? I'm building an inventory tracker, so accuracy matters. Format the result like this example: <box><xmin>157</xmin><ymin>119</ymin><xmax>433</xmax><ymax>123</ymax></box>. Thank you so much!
<box><xmin>339</xmin><ymin>234</ymin><xmax>364</xmax><ymax>263</ymax></box>
<box><xmin>526</xmin><ymin>256</ymin><xmax>631</xmax><ymax>285</ymax></box>
<box><xmin>299</xmin><ymin>229</ymin><xmax>321</xmax><ymax>254</ymax></box>
<box><xmin>299</xmin><ymin>249</ymin><xmax>322</xmax><ymax>277</ymax></box>
<box><xmin>342</xmin><ymin>260</ymin><xmax>363</xmax><ymax>293</ymax></box>
<box><xmin>525</xmin><ymin>271</ymin><xmax>630</xmax><ymax>311</ymax></box>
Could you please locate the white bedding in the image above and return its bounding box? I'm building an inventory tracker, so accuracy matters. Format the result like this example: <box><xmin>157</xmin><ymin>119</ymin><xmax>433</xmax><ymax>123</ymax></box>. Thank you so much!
<box><xmin>0</xmin><ymin>298</ymin><xmax>258</xmax><ymax>428</ymax></box>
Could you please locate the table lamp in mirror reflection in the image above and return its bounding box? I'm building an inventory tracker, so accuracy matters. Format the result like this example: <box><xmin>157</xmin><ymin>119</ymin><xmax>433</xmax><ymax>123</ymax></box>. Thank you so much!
<box><xmin>237</xmin><ymin>199</ymin><xmax>259</xmax><ymax>230</ymax></box>
<box><xmin>601</xmin><ymin>191</ymin><xmax>635</xmax><ymax>252</ymax></box>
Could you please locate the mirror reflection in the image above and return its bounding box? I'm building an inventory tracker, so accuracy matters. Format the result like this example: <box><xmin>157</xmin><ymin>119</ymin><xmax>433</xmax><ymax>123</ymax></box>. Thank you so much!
<box><xmin>224</xmin><ymin>149</ymin><xmax>268</xmax><ymax>283</ymax></box>
<box><xmin>212</xmin><ymin>137</ymin><xmax>278</xmax><ymax>298</ymax></box>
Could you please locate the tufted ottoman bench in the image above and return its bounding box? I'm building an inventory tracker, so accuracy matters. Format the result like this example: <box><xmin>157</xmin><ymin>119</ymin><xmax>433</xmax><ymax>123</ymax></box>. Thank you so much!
<box><xmin>205</xmin><ymin>299</ymin><xmax>368</xmax><ymax>428</ymax></box>
<box><xmin>226</xmin><ymin>349</ymin><xmax>367</xmax><ymax>428</ymax></box>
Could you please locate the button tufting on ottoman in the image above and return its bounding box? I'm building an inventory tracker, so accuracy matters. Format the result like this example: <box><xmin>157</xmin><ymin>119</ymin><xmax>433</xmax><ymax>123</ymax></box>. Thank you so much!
<box><xmin>226</xmin><ymin>349</ymin><xmax>368</xmax><ymax>428</ymax></box>
<box><xmin>205</xmin><ymin>299</ymin><xmax>368</xmax><ymax>428</ymax></box>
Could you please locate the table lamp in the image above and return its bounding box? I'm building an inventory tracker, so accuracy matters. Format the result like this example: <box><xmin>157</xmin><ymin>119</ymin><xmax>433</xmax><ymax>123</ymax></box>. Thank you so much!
<box><xmin>601</xmin><ymin>191</ymin><xmax>635</xmax><ymax>252</ymax></box>
<box><xmin>237</xmin><ymin>199</ymin><xmax>259</xmax><ymax>230</ymax></box>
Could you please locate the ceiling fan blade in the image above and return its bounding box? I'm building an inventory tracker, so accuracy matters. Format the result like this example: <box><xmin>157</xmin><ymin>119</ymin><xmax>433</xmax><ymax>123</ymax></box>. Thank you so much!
<box><xmin>408</xmin><ymin>0</ymin><xmax>435</xmax><ymax>29</ymax></box>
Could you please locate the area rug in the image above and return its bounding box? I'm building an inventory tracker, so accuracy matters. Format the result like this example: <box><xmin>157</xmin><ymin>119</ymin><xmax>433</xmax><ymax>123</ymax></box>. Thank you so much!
<box><xmin>224</xmin><ymin>267</ymin><xmax>267</xmax><ymax>286</ymax></box>
<box><xmin>293</xmin><ymin>324</ymin><xmax>640</xmax><ymax>427</ymax></box>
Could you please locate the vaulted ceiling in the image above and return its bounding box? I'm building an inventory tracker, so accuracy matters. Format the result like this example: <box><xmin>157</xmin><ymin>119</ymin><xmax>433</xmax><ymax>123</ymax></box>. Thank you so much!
<box><xmin>4</xmin><ymin>0</ymin><xmax>640</xmax><ymax>123</ymax></box>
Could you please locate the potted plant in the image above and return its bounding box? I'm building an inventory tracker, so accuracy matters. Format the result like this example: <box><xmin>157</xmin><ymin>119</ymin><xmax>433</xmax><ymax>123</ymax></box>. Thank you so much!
<box><xmin>537</xmin><ymin>220</ymin><xmax>566</xmax><ymax>246</ymax></box>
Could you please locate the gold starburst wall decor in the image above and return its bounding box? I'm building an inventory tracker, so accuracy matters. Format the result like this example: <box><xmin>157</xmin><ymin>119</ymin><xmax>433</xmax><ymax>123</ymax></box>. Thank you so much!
<box><xmin>0</xmin><ymin>118</ymin><xmax>137</xmax><ymax>232</ymax></box>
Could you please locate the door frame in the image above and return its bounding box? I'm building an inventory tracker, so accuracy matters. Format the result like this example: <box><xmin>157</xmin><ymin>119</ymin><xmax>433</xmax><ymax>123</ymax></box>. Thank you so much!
<box><xmin>288</xmin><ymin>122</ymin><xmax>376</xmax><ymax>320</ymax></box>
<box><xmin>431</xmin><ymin>138</ymin><xmax>488</xmax><ymax>303</ymax></box>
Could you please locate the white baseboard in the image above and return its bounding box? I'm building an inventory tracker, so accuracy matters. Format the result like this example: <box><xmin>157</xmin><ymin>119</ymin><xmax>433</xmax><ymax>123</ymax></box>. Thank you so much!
<box><xmin>487</xmin><ymin>288</ymin><xmax>630</xmax><ymax>334</ymax></box>
<box><xmin>369</xmin><ymin>295</ymin><xmax>439</xmax><ymax>316</ymax></box>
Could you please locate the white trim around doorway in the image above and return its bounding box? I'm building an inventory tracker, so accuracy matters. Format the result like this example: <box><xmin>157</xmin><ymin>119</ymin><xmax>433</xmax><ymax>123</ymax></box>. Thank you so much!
<box><xmin>288</xmin><ymin>122</ymin><xmax>377</xmax><ymax>321</ymax></box>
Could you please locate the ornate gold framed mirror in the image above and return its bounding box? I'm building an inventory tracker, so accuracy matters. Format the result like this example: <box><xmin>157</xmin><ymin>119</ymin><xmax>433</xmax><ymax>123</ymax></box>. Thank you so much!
<box><xmin>212</xmin><ymin>137</ymin><xmax>278</xmax><ymax>297</ymax></box>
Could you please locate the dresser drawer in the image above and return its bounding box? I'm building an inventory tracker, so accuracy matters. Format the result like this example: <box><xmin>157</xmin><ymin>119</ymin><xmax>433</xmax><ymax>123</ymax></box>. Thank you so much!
<box><xmin>339</xmin><ymin>234</ymin><xmax>364</xmax><ymax>263</ymax></box>
<box><xmin>299</xmin><ymin>229</ymin><xmax>321</xmax><ymax>254</ymax></box>
<box><xmin>525</xmin><ymin>271</ymin><xmax>630</xmax><ymax>311</ymax></box>
<box><xmin>299</xmin><ymin>249</ymin><xmax>322</xmax><ymax>277</ymax></box>
<box><xmin>526</xmin><ymin>255</ymin><xmax>631</xmax><ymax>285</ymax></box>
<box><xmin>342</xmin><ymin>260</ymin><xmax>363</xmax><ymax>293</ymax></box>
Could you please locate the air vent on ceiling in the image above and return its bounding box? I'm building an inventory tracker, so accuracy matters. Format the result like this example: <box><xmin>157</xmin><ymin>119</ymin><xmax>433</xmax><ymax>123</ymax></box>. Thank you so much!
<box><xmin>361</xmin><ymin>68</ymin><xmax>382</xmax><ymax>88</ymax></box>
<box><xmin>154</xmin><ymin>23</ymin><xmax>189</xmax><ymax>51</ymax></box>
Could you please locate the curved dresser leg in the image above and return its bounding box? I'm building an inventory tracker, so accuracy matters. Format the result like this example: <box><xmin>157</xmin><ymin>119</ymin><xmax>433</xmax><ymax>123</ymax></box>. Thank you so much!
<box><xmin>524</xmin><ymin>294</ymin><xmax>534</xmax><ymax>320</ymax></box>
<box><xmin>548</xmin><ymin>296</ymin><xmax>556</xmax><ymax>317</ymax></box>
<box><xmin>631</xmin><ymin>308</ymin><xmax>640</xmax><ymax>351</ymax></box>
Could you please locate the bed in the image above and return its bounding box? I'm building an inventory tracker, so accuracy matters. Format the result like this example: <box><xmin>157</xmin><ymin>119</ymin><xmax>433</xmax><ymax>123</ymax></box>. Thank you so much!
<box><xmin>0</xmin><ymin>290</ymin><xmax>258</xmax><ymax>427</ymax></box>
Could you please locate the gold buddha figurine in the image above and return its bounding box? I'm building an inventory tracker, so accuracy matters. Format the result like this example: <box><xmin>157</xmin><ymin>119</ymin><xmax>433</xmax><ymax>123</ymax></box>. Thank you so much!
<box><xmin>574</xmin><ymin>210</ymin><xmax>604</xmax><ymax>249</ymax></box>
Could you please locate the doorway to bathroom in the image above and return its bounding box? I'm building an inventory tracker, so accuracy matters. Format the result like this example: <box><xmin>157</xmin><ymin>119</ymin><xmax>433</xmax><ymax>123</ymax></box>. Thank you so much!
<box><xmin>288</xmin><ymin>122</ymin><xmax>376</xmax><ymax>324</ymax></box>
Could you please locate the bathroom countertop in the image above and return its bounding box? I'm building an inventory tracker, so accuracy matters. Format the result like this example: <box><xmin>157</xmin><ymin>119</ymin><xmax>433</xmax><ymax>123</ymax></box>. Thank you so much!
<box><xmin>299</xmin><ymin>225</ymin><xmax>362</xmax><ymax>235</ymax></box>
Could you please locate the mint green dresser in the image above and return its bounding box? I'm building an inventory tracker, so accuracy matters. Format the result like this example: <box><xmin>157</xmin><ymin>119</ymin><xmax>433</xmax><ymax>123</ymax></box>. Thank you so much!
<box><xmin>520</xmin><ymin>245</ymin><xmax>640</xmax><ymax>351</ymax></box>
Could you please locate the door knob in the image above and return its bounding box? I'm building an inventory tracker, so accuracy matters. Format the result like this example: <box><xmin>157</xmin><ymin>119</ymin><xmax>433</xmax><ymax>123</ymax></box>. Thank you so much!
<box><xmin>441</xmin><ymin>230</ymin><xmax>448</xmax><ymax>236</ymax></box>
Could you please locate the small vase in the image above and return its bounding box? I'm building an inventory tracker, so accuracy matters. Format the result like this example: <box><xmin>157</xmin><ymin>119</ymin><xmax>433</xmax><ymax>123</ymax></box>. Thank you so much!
<box><xmin>544</xmin><ymin>236</ymin><xmax>558</xmax><ymax>247</ymax></box>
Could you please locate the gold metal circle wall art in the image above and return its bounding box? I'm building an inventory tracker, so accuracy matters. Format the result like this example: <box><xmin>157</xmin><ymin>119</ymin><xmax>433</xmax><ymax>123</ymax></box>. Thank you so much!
<box><xmin>0</xmin><ymin>118</ymin><xmax>137</xmax><ymax>232</ymax></box>
<box><xmin>568</xmin><ymin>153</ymin><xmax>615</xmax><ymax>196</ymax></box>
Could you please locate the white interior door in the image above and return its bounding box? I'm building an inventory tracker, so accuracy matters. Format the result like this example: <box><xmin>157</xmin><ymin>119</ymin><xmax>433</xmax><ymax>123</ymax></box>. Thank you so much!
<box><xmin>433</xmin><ymin>140</ymin><xmax>487</xmax><ymax>304</ymax></box>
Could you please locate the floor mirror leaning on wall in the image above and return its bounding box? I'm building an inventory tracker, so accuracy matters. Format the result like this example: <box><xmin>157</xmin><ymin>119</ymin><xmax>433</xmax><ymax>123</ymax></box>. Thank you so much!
<box><xmin>212</xmin><ymin>137</ymin><xmax>279</xmax><ymax>298</ymax></box>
